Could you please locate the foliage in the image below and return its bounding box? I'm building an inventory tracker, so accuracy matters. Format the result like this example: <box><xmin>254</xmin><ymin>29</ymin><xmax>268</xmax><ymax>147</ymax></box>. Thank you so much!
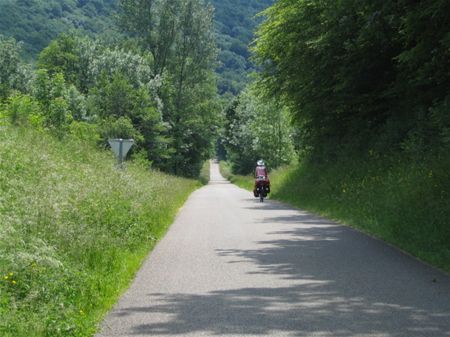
<box><xmin>37</xmin><ymin>34</ymin><xmax>158</xmax><ymax>95</ymax></box>
<box><xmin>1</xmin><ymin>93</ymin><xmax>41</xmax><ymax>126</ymax></box>
<box><xmin>0</xmin><ymin>0</ymin><xmax>119</xmax><ymax>58</ymax></box>
<box><xmin>119</xmin><ymin>0</ymin><xmax>220</xmax><ymax>177</ymax></box>
<box><xmin>36</xmin><ymin>34</ymin><xmax>172</xmax><ymax>166</ymax></box>
<box><xmin>0</xmin><ymin>35</ymin><xmax>33</xmax><ymax>100</ymax></box>
<box><xmin>0</xmin><ymin>0</ymin><xmax>273</xmax><ymax>97</ymax></box>
<box><xmin>199</xmin><ymin>160</ymin><xmax>211</xmax><ymax>185</ymax></box>
<box><xmin>32</xmin><ymin>70</ymin><xmax>73</xmax><ymax>135</ymax></box>
<box><xmin>37</xmin><ymin>34</ymin><xmax>83</xmax><ymax>87</ymax></box>
<box><xmin>222</xmin><ymin>84</ymin><xmax>295</xmax><ymax>174</ymax></box>
<box><xmin>254</xmin><ymin>0</ymin><xmax>450</xmax><ymax>161</ymax></box>
<box><xmin>0</xmin><ymin>124</ymin><xmax>199</xmax><ymax>337</ymax></box>
<box><xmin>211</xmin><ymin>0</ymin><xmax>274</xmax><ymax>94</ymax></box>
<box><xmin>4</xmin><ymin>10</ymin><xmax>220</xmax><ymax>175</ymax></box>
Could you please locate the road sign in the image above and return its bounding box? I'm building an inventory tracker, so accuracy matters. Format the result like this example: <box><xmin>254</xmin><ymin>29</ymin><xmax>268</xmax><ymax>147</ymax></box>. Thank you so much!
<box><xmin>108</xmin><ymin>139</ymin><xmax>134</xmax><ymax>166</ymax></box>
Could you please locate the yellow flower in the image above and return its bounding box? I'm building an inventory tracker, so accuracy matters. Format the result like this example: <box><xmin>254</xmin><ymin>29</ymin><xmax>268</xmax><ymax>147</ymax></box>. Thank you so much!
<box><xmin>4</xmin><ymin>275</ymin><xmax>8</xmax><ymax>280</ymax></box>
<box><xmin>9</xmin><ymin>272</ymin><xmax>13</xmax><ymax>276</ymax></box>
<box><xmin>12</xmin><ymin>280</ymin><xmax>16</xmax><ymax>285</ymax></box>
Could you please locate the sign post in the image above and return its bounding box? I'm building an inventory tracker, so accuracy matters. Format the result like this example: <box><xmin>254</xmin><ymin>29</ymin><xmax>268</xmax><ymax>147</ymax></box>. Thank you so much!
<box><xmin>108</xmin><ymin>139</ymin><xmax>134</xmax><ymax>168</ymax></box>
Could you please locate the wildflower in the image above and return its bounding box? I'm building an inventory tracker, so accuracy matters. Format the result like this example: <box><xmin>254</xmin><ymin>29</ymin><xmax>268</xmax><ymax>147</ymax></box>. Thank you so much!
<box><xmin>12</xmin><ymin>280</ymin><xmax>16</xmax><ymax>285</ymax></box>
<box><xmin>3</xmin><ymin>275</ymin><xmax>8</xmax><ymax>280</ymax></box>
<box><xmin>9</xmin><ymin>272</ymin><xmax>13</xmax><ymax>277</ymax></box>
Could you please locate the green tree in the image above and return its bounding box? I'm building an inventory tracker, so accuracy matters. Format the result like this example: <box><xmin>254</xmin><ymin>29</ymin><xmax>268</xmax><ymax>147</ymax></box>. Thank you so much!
<box><xmin>2</xmin><ymin>93</ymin><xmax>41</xmax><ymax>126</ymax></box>
<box><xmin>254</xmin><ymin>0</ymin><xmax>450</xmax><ymax>160</ymax></box>
<box><xmin>33</xmin><ymin>70</ymin><xmax>73</xmax><ymax>133</ymax></box>
<box><xmin>0</xmin><ymin>35</ymin><xmax>32</xmax><ymax>100</ymax></box>
<box><xmin>37</xmin><ymin>34</ymin><xmax>81</xmax><ymax>88</ymax></box>
<box><xmin>119</xmin><ymin>0</ymin><xmax>220</xmax><ymax>177</ymax></box>
<box><xmin>119</xmin><ymin>0</ymin><xmax>173</xmax><ymax>76</ymax></box>
<box><xmin>223</xmin><ymin>84</ymin><xmax>295</xmax><ymax>174</ymax></box>
<box><xmin>89</xmin><ymin>72</ymin><xmax>169</xmax><ymax>165</ymax></box>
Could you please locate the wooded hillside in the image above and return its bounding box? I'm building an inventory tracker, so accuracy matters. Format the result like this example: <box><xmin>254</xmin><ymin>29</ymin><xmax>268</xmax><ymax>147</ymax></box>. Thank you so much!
<box><xmin>211</xmin><ymin>0</ymin><xmax>273</xmax><ymax>94</ymax></box>
<box><xmin>0</xmin><ymin>0</ymin><xmax>273</xmax><ymax>93</ymax></box>
<box><xmin>0</xmin><ymin>0</ymin><xmax>118</xmax><ymax>58</ymax></box>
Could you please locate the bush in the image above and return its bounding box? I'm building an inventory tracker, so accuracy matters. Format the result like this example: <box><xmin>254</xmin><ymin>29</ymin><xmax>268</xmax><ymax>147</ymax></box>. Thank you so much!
<box><xmin>2</xmin><ymin>93</ymin><xmax>41</xmax><ymax>126</ymax></box>
<box><xmin>46</xmin><ymin>97</ymin><xmax>73</xmax><ymax>131</ymax></box>
<box><xmin>199</xmin><ymin>160</ymin><xmax>210</xmax><ymax>185</ymax></box>
<box><xmin>98</xmin><ymin>116</ymin><xmax>144</xmax><ymax>144</ymax></box>
<box><xmin>68</xmin><ymin>121</ymin><xmax>100</xmax><ymax>143</ymax></box>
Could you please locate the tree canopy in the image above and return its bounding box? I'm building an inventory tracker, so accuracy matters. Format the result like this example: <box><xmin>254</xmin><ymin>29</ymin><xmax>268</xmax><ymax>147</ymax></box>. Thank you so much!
<box><xmin>0</xmin><ymin>0</ymin><xmax>273</xmax><ymax>96</ymax></box>
<box><xmin>254</xmin><ymin>0</ymin><xmax>450</xmax><ymax>161</ymax></box>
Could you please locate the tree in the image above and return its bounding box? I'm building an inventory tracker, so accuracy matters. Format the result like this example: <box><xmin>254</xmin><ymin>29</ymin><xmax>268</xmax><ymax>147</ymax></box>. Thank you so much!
<box><xmin>254</xmin><ymin>0</ymin><xmax>450</xmax><ymax>160</ymax></box>
<box><xmin>0</xmin><ymin>35</ymin><xmax>32</xmax><ymax>100</ymax></box>
<box><xmin>89</xmin><ymin>72</ymin><xmax>169</xmax><ymax>165</ymax></box>
<box><xmin>119</xmin><ymin>0</ymin><xmax>220</xmax><ymax>177</ymax></box>
<box><xmin>37</xmin><ymin>34</ymin><xmax>82</xmax><ymax>88</ymax></box>
<box><xmin>119</xmin><ymin>0</ymin><xmax>174</xmax><ymax>76</ymax></box>
<box><xmin>223</xmin><ymin>84</ymin><xmax>295</xmax><ymax>174</ymax></box>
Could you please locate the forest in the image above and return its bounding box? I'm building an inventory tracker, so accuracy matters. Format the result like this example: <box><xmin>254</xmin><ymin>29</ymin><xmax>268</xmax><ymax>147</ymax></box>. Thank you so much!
<box><xmin>254</xmin><ymin>0</ymin><xmax>450</xmax><ymax>163</ymax></box>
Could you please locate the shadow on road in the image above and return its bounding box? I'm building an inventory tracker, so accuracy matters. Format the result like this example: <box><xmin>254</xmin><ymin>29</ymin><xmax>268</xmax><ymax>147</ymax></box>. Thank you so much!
<box><xmin>111</xmin><ymin>199</ymin><xmax>450</xmax><ymax>336</ymax></box>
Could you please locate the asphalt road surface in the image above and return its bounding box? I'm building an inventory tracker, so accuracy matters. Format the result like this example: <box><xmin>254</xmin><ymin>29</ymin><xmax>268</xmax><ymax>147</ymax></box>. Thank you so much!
<box><xmin>97</xmin><ymin>161</ymin><xmax>450</xmax><ymax>337</ymax></box>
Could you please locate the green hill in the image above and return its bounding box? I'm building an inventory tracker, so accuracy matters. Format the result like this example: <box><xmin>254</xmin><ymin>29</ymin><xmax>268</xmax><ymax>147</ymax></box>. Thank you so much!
<box><xmin>0</xmin><ymin>0</ymin><xmax>273</xmax><ymax>93</ymax></box>
<box><xmin>210</xmin><ymin>0</ymin><xmax>274</xmax><ymax>94</ymax></box>
<box><xmin>0</xmin><ymin>0</ymin><xmax>118</xmax><ymax>58</ymax></box>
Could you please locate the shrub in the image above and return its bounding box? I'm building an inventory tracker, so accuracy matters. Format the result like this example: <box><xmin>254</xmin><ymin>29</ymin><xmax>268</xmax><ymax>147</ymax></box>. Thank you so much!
<box><xmin>2</xmin><ymin>93</ymin><xmax>41</xmax><ymax>126</ymax></box>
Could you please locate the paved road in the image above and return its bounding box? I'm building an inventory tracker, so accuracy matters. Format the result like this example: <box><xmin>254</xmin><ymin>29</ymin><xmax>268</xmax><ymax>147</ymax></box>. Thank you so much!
<box><xmin>97</xmin><ymin>161</ymin><xmax>450</xmax><ymax>337</ymax></box>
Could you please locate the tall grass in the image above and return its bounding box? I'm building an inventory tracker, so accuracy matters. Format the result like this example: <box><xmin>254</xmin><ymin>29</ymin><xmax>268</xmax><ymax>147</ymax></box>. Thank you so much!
<box><xmin>221</xmin><ymin>158</ymin><xmax>450</xmax><ymax>273</ymax></box>
<box><xmin>219</xmin><ymin>161</ymin><xmax>253</xmax><ymax>190</ymax></box>
<box><xmin>0</xmin><ymin>125</ymin><xmax>199</xmax><ymax>336</ymax></box>
<box><xmin>199</xmin><ymin>160</ymin><xmax>211</xmax><ymax>185</ymax></box>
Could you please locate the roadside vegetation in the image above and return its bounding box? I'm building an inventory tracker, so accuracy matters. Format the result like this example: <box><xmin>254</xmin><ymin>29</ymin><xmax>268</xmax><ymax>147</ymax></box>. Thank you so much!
<box><xmin>219</xmin><ymin>161</ymin><xmax>253</xmax><ymax>191</ymax></box>
<box><xmin>0</xmin><ymin>124</ymin><xmax>199</xmax><ymax>337</ymax></box>
<box><xmin>199</xmin><ymin>160</ymin><xmax>211</xmax><ymax>185</ymax></box>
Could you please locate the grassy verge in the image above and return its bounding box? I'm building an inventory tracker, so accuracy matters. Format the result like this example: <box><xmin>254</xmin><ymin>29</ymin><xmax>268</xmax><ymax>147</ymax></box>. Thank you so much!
<box><xmin>0</xmin><ymin>125</ymin><xmax>199</xmax><ymax>337</ymax></box>
<box><xmin>219</xmin><ymin>161</ymin><xmax>253</xmax><ymax>190</ymax></box>
<box><xmin>199</xmin><ymin>160</ymin><xmax>211</xmax><ymax>185</ymax></box>
<box><xmin>220</xmin><ymin>158</ymin><xmax>450</xmax><ymax>274</ymax></box>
